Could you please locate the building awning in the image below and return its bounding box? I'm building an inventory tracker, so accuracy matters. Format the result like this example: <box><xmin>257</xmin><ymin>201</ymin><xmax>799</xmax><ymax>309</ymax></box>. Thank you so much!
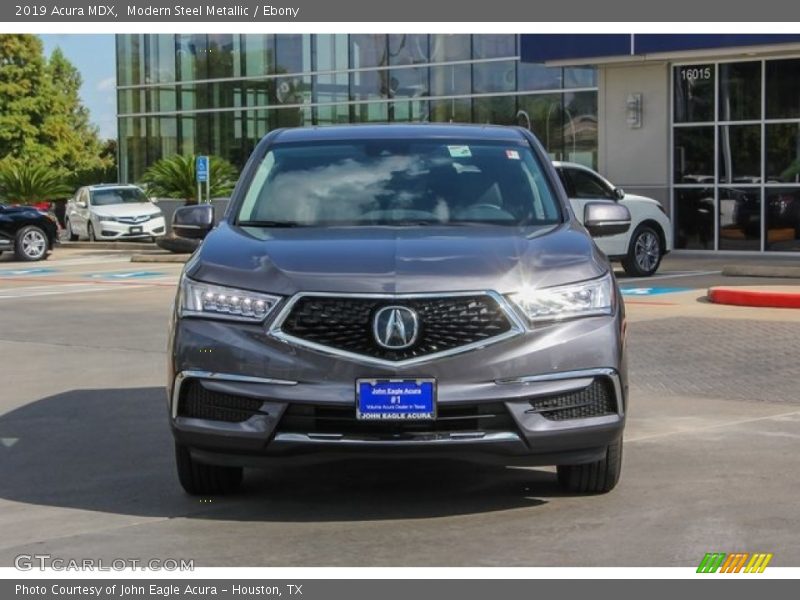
<box><xmin>520</xmin><ymin>34</ymin><xmax>800</xmax><ymax>65</ymax></box>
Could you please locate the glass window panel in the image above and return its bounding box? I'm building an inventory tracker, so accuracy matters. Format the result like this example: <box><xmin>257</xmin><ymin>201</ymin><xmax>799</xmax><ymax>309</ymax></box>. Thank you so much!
<box><xmin>177</xmin><ymin>114</ymin><xmax>196</xmax><ymax>156</ymax></box>
<box><xmin>517</xmin><ymin>93</ymin><xmax>563</xmax><ymax>160</ymax></box>
<box><xmin>765</xmin><ymin>187</ymin><xmax>800</xmax><ymax>251</ymax></box>
<box><xmin>206</xmin><ymin>35</ymin><xmax>241</xmax><ymax>79</ymax></box>
<box><xmin>674</xmin><ymin>188</ymin><xmax>715</xmax><ymax>250</ymax></box>
<box><xmin>275</xmin><ymin>34</ymin><xmax>312</xmax><ymax>75</ymax></box>
<box><xmin>316</xmin><ymin>34</ymin><xmax>348</xmax><ymax>71</ymax></box>
<box><xmin>314</xmin><ymin>73</ymin><xmax>349</xmax><ymax>105</ymax></box>
<box><xmin>244</xmin><ymin>79</ymin><xmax>271</xmax><ymax>109</ymax></box>
<box><xmin>430</xmin><ymin>35</ymin><xmax>471</xmax><ymax>62</ymax></box>
<box><xmin>176</xmin><ymin>35</ymin><xmax>207</xmax><ymax>81</ymax></box>
<box><xmin>351</xmin><ymin>102</ymin><xmax>388</xmax><ymax>123</ymax></box>
<box><xmin>472</xmin><ymin>60</ymin><xmax>516</xmax><ymax>94</ymax></box>
<box><xmin>116</xmin><ymin>35</ymin><xmax>138</xmax><ymax>86</ymax></box>
<box><xmin>564</xmin><ymin>66</ymin><xmax>597</xmax><ymax>88</ymax></box>
<box><xmin>719</xmin><ymin>61</ymin><xmax>761</xmax><ymax>121</ymax></box>
<box><xmin>471</xmin><ymin>35</ymin><xmax>515</xmax><ymax>59</ymax></box>
<box><xmin>765</xmin><ymin>58</ymin><xmax>800</xmax><ymax>119</ymax></box>
<box><xmin>766</xmin><ymin>123</ymin><xmax>800</xmax><ymax>183</ymax></box>
<box><xmin>390</xmin><ymin>99</ymin><xmax>429</xmax><ymax>122</ymax></box>
<box><xmin>674</xmin><ymin>127</ymin><xmax>714</xmax><ymax>184</ymax></box>
<box><xmin>429</xmin><ymin>98</ymin><xmax>470</xmax><ymax>123</ymax></box>
<box><xmin>178</xmin><ymin>83</ymin><xmax>207</xmax><ymax>111</ymax></box>
<box><xmin>273</xmin><ymin>75</ymin><xmax>312</xmax><ymax>106</ymax></box>
<box><xmin>144</xmin><ymin>86</ymin><xmax>177</xmax><ymax>113</ymax></box>
<box><xmin>242</xmin><ymin>34</ymin><xmax>274</xmax><ymax>77</ymax></box>
<box><xmin>563</xmin><ymin>91</ymin><xmax>597</xmax><ymax>168</ymax></box>
<box><xmin>719</xmin><ymin>125</ymin><xmax>761</xmax><ymax>183</ymax></box>
<box><xmin>119</xmin><ymin>117</ymin><xmax>147</xmax><ymax>183</ymax></box>
<box><xmin>349</xmin><ymin>34</ymin><xmax>387</xmax><ymax>69</ymax></box>
<box><xmin>719</xmin><ymin>187</ymin><xmax>761</xmax><ymax>250</ymax></box>
<box><xmin>271</xmin><ymin>106</ymin><xmax>312</xmax><ymax>129</ymax></box>
<box><xmin>350</xmin><ymin>70</ymin><xmax>389</xmax><ymax>101</ymax></box>
<box><xmin>315</xmin><ymin>103</ymin><xmax>350</xmax><ymax>126</ymax></box>
<box><xmin>242</xmin><ymin>110</ymin><xmax>269</xmax><ymax>149</ymax></box>
<box><xmin>674</xmin><ymin>64</ymin><xmax>715</xmax><ymax>123</ymax></box>
<box><xmin>388</xmin><ymin>34</ymin><xmax>429</xmax><ymax>65</ymax></box>
<box><xmin>517</xmin><ymin>63</ymin><xmax>562</xmax><ymax>92</ymax></box>
<box><xmin>429</xmin><ymin>64</ymin><xmax>470</xmax><ymax>97</ymax></box>
<box><xmin>145</xmin><ymin>35</ymin><xmax>175</xmax><ymax>84</ymax></box>
<box><xmin>472</xmin><ymin>96</ymin><xmax>516</xmax><ymax>125</ymax></box>
<box><xmin>389</xmin><ymin>67</ymin><xmax>428</xmax><ymax>100</ymax></box>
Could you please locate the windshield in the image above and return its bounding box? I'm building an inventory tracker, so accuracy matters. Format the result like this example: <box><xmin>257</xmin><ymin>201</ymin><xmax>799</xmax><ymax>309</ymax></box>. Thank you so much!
<box><xmin>91</xmin><ymin>188</ymin><xmax>149</xmax><ymax>206</ymax></box>
<box><xmin>236</xmin><ymin>140</ymin><xmax>561</xmax><ymax>227</ymax></box>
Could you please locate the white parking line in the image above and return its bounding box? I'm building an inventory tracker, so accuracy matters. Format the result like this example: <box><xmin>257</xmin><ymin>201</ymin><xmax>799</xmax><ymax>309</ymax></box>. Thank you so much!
<box><xmin>0</xmin><ymin>283</ymin><xmax>148</xmax><ymax>299</ymax></box>
<box><xmin>621</xmin><ymin>270</ymin><xmax>722</xmax><ymax>283</ymax></box>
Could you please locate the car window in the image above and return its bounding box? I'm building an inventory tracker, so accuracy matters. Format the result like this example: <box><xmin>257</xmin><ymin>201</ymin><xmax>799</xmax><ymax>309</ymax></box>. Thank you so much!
<box><xmin>237</xmin><ymin>140</ymin><xmax>562</xmax><ymax>227</ymax></box>
<box><xmin>90</xmin><ymin>188</ymin><xmax>148</xmax><ymax>206</ymax></box>
<box><xmin>566</xmin><ymin>168</ymin><xmax>616</xmax><ymax>200</ymax></box>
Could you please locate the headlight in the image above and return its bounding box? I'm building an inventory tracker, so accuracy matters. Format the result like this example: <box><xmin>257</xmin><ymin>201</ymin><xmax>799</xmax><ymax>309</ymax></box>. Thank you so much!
<box><xmin>180</xmin><ymin>278</ymin><xmax>281</xmax><ymax>322</ymax></box>
<box><xmin>97</xmin><ymin>214</ymin><xmax>117</xmax><ymax>222</ymax></box>
<box><xmin>509</xmin><ymin>273</ymin><xmax>614</xmax><ymax>324</ymax></box>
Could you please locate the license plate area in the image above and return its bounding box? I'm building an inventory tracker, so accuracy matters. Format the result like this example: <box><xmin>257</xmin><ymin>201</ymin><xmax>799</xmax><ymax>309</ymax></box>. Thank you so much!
<box><xmin>356</xmin><ymin>378</ymin><xmax>436</xmax><ymax>421</ymax></box>
<box><xmin>130</xmin><ymin>226</ymin><xmax>143</xmax><ymax>233</ymax></box>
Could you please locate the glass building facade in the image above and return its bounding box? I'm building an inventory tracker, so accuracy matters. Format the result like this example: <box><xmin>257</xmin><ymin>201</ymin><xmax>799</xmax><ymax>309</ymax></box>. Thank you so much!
<box><xmin>116</xmin><ymin>34</ymin><xmax>598</xmax><ymax>183</ymax></box>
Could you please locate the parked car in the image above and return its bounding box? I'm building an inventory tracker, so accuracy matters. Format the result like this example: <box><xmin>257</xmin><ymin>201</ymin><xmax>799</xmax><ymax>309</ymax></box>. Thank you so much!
<box><xmin>0</xmin><ymin>202</ymin><xmax>59</xmax><ymax>261</ymax></box>
<box><xmin>65</xmin><ymin>184</ymin><xmax>166</xmax><ymax>242</ymax></box>
<box><xmin>167</xmin><ymin>124</ymin><xmax>631</xmax><ymax>496</ymax></box>
<box><xmin>553</xmin><ymin>161</ymin><xmax>672</xmax><ymax>276</ymax></box>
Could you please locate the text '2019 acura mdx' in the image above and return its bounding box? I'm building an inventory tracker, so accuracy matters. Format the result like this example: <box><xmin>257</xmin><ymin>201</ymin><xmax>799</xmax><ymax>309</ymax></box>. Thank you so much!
<box><xmin>168</xmin><ymin>124</ymin><xmax>631</xmax><ymax>496</ymax></box>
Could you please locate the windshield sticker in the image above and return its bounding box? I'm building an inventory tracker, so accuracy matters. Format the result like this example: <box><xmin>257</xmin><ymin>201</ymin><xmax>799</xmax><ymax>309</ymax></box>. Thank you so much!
<box><xmin>505</xmin><ymin>149</ymin><xmax>520</xmax><ymax>160</ymax></box>
<box><xmin>447</xmin><ymin>145</ymin><xmax>472</xmax><ymax>158</ymax></box>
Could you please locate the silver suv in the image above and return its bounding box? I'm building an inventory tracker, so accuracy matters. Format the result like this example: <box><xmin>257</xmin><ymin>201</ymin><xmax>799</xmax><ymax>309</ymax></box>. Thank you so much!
<box><xmin>168</xmin><ymin>124</ymin><xmax>631</xmax><ymax>496</ymax></box>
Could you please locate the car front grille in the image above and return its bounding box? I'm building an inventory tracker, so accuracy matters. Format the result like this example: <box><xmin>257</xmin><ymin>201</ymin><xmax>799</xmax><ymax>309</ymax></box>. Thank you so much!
<box><xmin>278</xmin><ymin>294</ymin><xmax>514</xmax><ymax>362</ymax></box>
<box><xmin>117</xmin><ymin>215</ymin><xmax>153</xmax><ymax>224</ymax></box>
<box><xmin>277</xmin><ymin>402</ymin><xmax>516</xmax><ymax>437</ymax></box>
<box><xmin>526</xmin><ymin>379</ymin><xmax>616</xmax><ymax>420</ymax></box>
<box><xmin>177</xmin><ymin>380</ymin><xmax>265</xmax><ymax>422</ymax></box>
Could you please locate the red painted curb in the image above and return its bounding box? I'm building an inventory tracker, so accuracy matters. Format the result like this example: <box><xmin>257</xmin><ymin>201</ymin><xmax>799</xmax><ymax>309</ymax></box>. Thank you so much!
<box><xmin>708</xmin><ymin>287</ymin><xmax>800</xmax><ymax>309</ymax></box>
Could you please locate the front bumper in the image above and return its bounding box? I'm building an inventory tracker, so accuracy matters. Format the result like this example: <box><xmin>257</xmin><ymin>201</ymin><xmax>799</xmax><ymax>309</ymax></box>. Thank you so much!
<box><xmin>96</xmin><ymin>216</ymin><xmax>166</xmax><ymax>239</ymax></box>
<box><xmin>168</xmin><ymin>307</ymin><xmax>627</xmax><ymax>467</ymax></box>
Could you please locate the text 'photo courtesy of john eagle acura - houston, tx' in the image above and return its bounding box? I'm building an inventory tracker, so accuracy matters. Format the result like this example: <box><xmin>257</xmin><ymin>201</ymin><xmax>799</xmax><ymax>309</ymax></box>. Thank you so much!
<box><xmin>167</xmin><ymin>124</ymin><xmax>632</xmax><ymax>496</ymax></box>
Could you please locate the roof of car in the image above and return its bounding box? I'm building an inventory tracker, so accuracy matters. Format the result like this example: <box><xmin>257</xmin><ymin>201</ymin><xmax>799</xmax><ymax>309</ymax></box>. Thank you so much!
<box><xmin>271</xmin><ymin>123</ymin><xmax>527</xmax><ymax>144</ymax></box>
<box><xmin>86</xmin><ymin>183</ymin><xmax>142</xmax><ymax>190</ymax></box>
<box><xmin>551</xmin><ymin>161</ymin><xmax>593</xmax><ymax>170</ymax></box>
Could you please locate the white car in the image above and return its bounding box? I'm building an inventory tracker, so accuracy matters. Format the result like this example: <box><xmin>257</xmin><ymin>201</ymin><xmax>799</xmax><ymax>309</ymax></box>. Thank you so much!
<box><xmin>65</xmin><ymin>184</ymin><xmax>166</xmax><ymax>242</ymax></box>
<box><xmin>553</xmin><ymin>162</ymin><xmax>672</xmax><ymax>277</ymax></box>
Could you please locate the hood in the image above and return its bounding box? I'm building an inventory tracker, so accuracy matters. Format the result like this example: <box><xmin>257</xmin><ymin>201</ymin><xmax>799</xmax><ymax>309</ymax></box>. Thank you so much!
<box><xmin>92</xmin><ymin>202</ymin><xmax>161</xmax><ymax>218</ymax></box>
<box><xmin>622</xmin><ymin>193</ymin><xmax>662</xmax><ymax>208</ymax></box>
<box><xmin>187</xmin><ymin>221</ymin><xmax>608</xmax><ymax>296</ymax></box>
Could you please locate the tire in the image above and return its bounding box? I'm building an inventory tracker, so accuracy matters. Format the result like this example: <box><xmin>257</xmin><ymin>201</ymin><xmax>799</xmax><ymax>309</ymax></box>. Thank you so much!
<box><xmin>66</xmin><ymin>219</ymin><xmax>79</xmax><ymax>241</ymax></box>
<box><xmin>557</xmin><ymin>437</ymin><xmax>623</xmax><ymax>494</ymax></box>
<box><xmin>621</xmin><ymin>225</ymin><xmax>663</xmax><ymax>277</ymax></box>
<box><xmin>14</xmin><ymin>225</ymin><xmax>49</xmax><ymax>262</ymax></box>
<box><xmin>87</xmin><ymin>221</ymin><xmax>97</xmax><ymax>242</ymax></box>
<box><xmin>174</xmin><ymin>442</ymin><xmax>243</xmax><ymax>495</ymax></box>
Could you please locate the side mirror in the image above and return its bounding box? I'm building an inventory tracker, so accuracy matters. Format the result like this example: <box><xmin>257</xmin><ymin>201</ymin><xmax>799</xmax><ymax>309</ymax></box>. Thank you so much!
<box><xmin>614</xmin><ymin>187</ymin><xmax>625</xmax><ymax>200</ymax></box>
<box><xmin>76</xmin><ymin>201</ymin><xmax>87</xmax><ymax>209</ymax></box>
<box><xmin>173</xmin><ymin>204</ymin><xmax>214</xmax><ymax>239</ymax></box>
<box><xmin>584</xmin><ymin>202</ymin><xmax>631</xmax><ymax>237</ymax></box>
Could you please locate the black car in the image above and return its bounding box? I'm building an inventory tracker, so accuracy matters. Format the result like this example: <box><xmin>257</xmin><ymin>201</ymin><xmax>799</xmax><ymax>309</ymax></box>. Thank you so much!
<box><xmin>0</xmin><ymin>203</ymin><xmax>59</xmax><ymax>261</ymax></box>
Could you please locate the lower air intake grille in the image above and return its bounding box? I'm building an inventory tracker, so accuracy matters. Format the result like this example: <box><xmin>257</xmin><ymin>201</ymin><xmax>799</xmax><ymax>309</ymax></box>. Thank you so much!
<box><xmin>178</xmin><ymin>380</ymin><xmax>264</xmax><ymax>422</ymax></box>
<box><xmin>528</xmin><ymin>379</ymin><xmax>616</xmax><ymax>420</ymax></box>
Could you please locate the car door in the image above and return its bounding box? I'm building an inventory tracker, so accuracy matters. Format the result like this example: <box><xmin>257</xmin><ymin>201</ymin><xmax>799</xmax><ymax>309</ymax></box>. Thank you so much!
<box><xmin>73</xmin><ymin>188</ymin><xmax>90</xmax><ymax>236</ymax></box>
<box><xmin>558</xmin><ymin>166</ymin><xmax>630</xmax><ymax>256</ymax></box>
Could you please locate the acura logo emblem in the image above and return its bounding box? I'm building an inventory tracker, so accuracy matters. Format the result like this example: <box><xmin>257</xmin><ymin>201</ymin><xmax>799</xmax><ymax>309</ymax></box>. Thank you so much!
<box><xmin>373</xmin><ymin>306</ymin><xmax>419</xmax><ymax>349</ymax></box>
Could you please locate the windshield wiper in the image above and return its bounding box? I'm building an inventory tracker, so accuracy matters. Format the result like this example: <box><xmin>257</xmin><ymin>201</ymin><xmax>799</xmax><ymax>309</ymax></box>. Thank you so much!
<box><xmin>237</xmin><ymin>220</ymin><xmax>305</xmax><ymax>228</ymax></box>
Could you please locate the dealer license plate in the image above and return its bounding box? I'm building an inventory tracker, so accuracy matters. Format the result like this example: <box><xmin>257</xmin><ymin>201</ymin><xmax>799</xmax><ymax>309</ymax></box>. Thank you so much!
<box><xmin>356</xmin><ymin>379</ymin><xmax>436</xmax><ymax>420</ymax></box>
<box><xmin>130</xmin><ymin>226</ymin><xmax>143</xmax><ymax>234</ymax></box>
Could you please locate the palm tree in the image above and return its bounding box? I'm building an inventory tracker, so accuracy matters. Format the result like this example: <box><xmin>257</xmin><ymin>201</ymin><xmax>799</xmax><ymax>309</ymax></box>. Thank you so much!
<box><xmin>140</xmin><ymin>154</ymin><xmax>238</xmax><ymax>204</ymax></box>
<box><xmin>0</xmin><ymin>162</ymin><xmax>73</xmax><ymax>204</ymax></box>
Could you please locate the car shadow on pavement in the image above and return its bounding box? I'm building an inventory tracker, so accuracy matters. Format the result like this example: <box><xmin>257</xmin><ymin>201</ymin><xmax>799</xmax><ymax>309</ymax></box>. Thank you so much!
<box><xmin>0</xmin><ymin>387</ymin><xmax>566</xmax><ymax>521</ymax></box>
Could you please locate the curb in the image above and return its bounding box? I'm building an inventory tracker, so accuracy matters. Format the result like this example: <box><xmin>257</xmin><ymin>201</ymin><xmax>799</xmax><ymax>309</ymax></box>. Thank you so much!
<box><xmin>708</xmin><ymin>287</ymin><xmax>800</xmax><ymax>309</ymax></box>
<box><xmin>722</xmin><ymin>264</ymin><xmax>800</xmax><ymax>278</ymax></box>
<box><xmin>61</xmin><ymin>241</ymin><xmax>157</xmax><ymax>251</ymax></box>
<box><xmin>130</xmin><ymin>253</ymin><xmax>190</xmax><ymax>263</ymax></box>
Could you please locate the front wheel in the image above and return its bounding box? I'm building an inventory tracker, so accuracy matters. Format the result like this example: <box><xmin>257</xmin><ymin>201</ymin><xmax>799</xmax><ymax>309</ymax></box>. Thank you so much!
<box><xmin>174</xmin><ymin>443</ymin><xmax>243</xmax><ymax>495</ymax></box>
<box><xmin>622</xmin><ymin>225</ymin><xmax>662</xmax><ymax>277</ymax></box>
<box><xmin>14</xmin><ymin>225</ymin><xmax>49</xmax><ymax>262</ymax></box>
<box><xmin>557</xmin><ymin>438</ymin><xmax>623</xmax><ymax>494</ymax></box>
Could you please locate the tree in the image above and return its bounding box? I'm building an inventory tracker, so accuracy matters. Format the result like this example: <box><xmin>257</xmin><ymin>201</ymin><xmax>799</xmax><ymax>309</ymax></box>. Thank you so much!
<box><xmin>0</xmin><ymin>35</ymin><xmax>112</xmax><ymax>184</ymax></box>
<box><xmin>0</xmin><ymin>161</ymin><xmax>73</xmax><ymax>204</ymax></box>
<box><xmin>140</xmin><ymin>154</ymin><xmax>238</xmax><ymax>203</ymax></box>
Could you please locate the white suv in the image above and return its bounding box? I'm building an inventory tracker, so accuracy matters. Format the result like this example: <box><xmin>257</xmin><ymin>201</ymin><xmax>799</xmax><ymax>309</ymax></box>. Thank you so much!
<box><xmin>554</xmin><ymin>162</ymin><xmax>672</xmax><ymax>277</ymax></box>
<box><xmin>65</xmin><ymin>184</ymin><xmax>166</xmax><ymax>242</ymax></box>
